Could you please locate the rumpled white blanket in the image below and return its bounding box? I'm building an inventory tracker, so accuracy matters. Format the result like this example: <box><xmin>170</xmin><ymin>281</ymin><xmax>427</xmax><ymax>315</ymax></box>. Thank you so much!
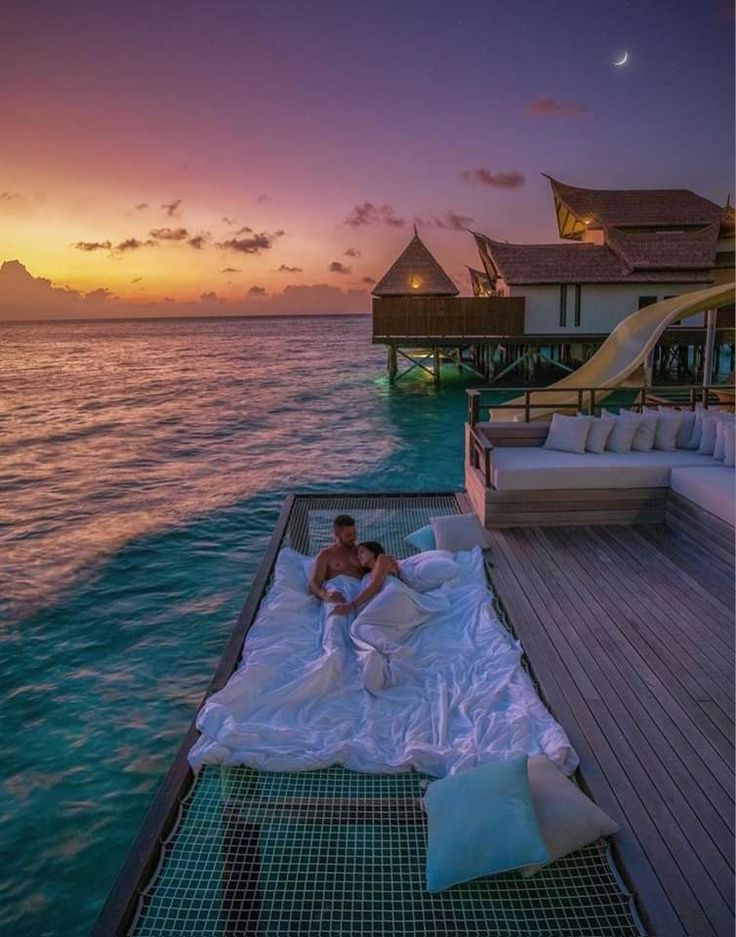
<box><xmin>188</xmin><ymin>547</ymin><xmax>578</xmax><ymax>777</ymax></box>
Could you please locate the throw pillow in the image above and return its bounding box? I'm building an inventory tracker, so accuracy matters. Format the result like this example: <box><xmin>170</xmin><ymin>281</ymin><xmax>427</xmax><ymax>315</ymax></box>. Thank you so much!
<box><xmin>430</xmin><ymin>513</ymin><xmax>489</xmax><ymax>552</ymax></box>
<box><xmin>646</xmin><ymin>408</ymin><xmax>682</xmax><ymax>451</ymax></box>
<box><xmin>619</xmin><ymin>408</ymin><xmax>657</xmax><ymax>451</ymax></box>
<box><xmin>723</xmin><ymin>425</ymin><xmax>736</xmax><ymax>467</ymax></box>
<box><xmin>687</xmin><ymin>410</ymin><xmax>705</xmax><ymax>449</ymax></box>
<box><xmin>582</xmin><ymin>415</ymin><xmax>614</xmax><ymax>454</ymax></box>
<box><xmin>713</xmin><ymin>420</ymin><xmax>727</xmax><ymax>461</ymax></box>
<box><xmin>698</xmin><ymin>415</ymin><xmax>719</xmax><ymax>455</ymax></box>
<box><xmin>601</xmin><ymin>410</ymin><xmax>639</xmax><ymax>453</ymax></box>
<box><xmin>543</xmin><ymin>413</ymin><xmax>592</xmax><ymax>454</ymax></box>
<box><xmin>424</xmin><ymin>756</ymin><xmax>548</xmax><ymax>892</ymax></box>
<box><xmin>521</xmin><ymin>755</ymin><xmax>619</xmax><ymax>877</ymax></box>
<box><xmin>399</xmin><ymin>551</ymin><xmax>459</xmax><ymax>593</ymax></box>
<box><xmin>669</xmin><ymin>409</ymin><xmax>696</xmax><ymax>449</ymax></box>
<box><xmin>405</xmin><ymin>524</ymin><xmax>436</xmax><ymax>552</ymax></box>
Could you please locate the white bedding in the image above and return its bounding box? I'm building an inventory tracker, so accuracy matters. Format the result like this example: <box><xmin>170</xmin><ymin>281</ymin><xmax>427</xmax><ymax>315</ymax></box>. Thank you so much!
<box><xmin>188</xmin><ymin>547</ymin><xmax>578</xmax><ymax>777</ymax></box>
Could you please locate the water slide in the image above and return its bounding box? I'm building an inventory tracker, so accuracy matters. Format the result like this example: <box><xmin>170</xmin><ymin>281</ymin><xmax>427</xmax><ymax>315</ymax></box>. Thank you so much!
<box><xmin>489</xmin><ymin>281</ymin><xmax>735</xmax><ymax>421</ymax></box>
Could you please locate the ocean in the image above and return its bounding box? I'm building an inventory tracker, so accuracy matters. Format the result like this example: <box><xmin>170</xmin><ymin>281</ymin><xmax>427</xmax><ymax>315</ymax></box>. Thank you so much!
<box><xmin>0</xmin><ymin>315</ymin><xmax>473</xmax><ymax>937</ymax></box>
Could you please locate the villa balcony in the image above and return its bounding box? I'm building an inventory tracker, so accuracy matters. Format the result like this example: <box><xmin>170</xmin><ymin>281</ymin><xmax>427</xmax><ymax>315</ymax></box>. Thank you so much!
<box><xmin>371</xmin><ymin>296</ymin><xmax>525</xmax><ymax>343</ymax></box>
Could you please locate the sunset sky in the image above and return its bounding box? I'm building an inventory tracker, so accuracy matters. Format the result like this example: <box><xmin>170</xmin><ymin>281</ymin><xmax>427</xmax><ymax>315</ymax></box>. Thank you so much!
<box><xmin>1</xmin><ymin>0</ymin><xmax>733</xmax><ymax>318</ymax></box>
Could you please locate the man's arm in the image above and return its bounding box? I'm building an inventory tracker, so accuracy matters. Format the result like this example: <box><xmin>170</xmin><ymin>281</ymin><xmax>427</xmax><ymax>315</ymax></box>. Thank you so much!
<box><xmin>309</xmin><ymin>551</ymin><xmax>345</xmax><ymax>603</ymax></box>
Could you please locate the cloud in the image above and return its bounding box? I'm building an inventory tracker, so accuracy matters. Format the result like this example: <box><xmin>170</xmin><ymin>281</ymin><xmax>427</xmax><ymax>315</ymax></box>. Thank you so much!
<box><xmin>329</xmin><ymin>261</ymin><xmax>352</xmax><ymax>274</ymax></box>
<box><xmin>248</xmin><ymin>285</ymin><xmax>267</xmax><ymax>297</ymax></box>
<box><xmin>0</xmin><ymin>260</ymin><xmax>371</xmax><ymax>320</ymax></box>
<box><xmin>150</xmin><ymin>226</ymin><xmax>189</xmax><ymax>241</ymax></box>
<box><xmin>0</xmin><ymin>192</ymin><xmax>21</xmax><ymax>202</ymax></box>
<box><xmin>188</xmin><ymin>234</ymin><xmax>208</xmax><ymax>250</ymax></box>
<box><xmin>361</xmin><ymin>276</ymin><xmax>376</xmax><ymax>285</ymax></box>
<box><xmin>74</xmin><ymin>240</ymin><xmax>113</xmax><ymax>251</ymax></box>
<box><xmin>218</xmin><ymin>230</ymin><xmax>284</xmax><ymax>254</ymax></box>
<box><xmin>222</xmin><ymin>216</ymin><xmax>236</xmax><ymax>225</ymax></box>
<box><xmin>131</xmin><ymin>276</ymin><xmax>143</xmax><ymax>283</ymax></box>
<box><xmin>417</xmin><ymin>211</ymin><xmax>475</xmax><ymax>231</ymax></box>
<box><xmin>115</xmin><ymin>237</ymin><xmax>156</xmax><ymax>251</ymax></box>
<box><xmin>460</xmin><ymin>169</ymin><xmax>526</xmax><ymax>188</ymax></box>
<box><xmin>525</xmin><ymin>98</ymin><xmax>586</xmax><ymax>116</ymax></box>
<box><xmin>135</xmin><ymin>203</ymin><xmax>149</xmax><ymax>211</ymax></box>
<box><xmin>161</xmin><ymin>198</ymin><xmax>182</xmax><ymax>217</ymax></box>
<box><xmin>276</xmin><ymin>264</ymin><xmax>303</xmax><ymax>273</ymax></box>
<box><xmin>345</xmin><ymin>202</ymin><xmax>407</xmax><ymax>228</ymax></box>
<box><xmin>344</xmin><ymin>247</ymin><xmax>361</xmax><ymax>257</ymax></box>
<box><xmin>220</xmin><ymin>267</ymin><xmax>241</xmax><ymax>273</ymax></box>
<box><xmin>256</xmin><ymin>194</ymin><xmax>272</xmax><ymax>204</ymax></box>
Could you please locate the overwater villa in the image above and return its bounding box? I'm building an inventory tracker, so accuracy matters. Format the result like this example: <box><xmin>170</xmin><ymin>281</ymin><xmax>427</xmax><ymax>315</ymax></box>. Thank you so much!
<box><xmin>93</xmin><ymin>194</ymin><xmax>735</xmax><ymax>937</ymax></box>
<box><xmin>373</xmin><ymin>178</ymin><xmax>735</xmax><ymax>384</ymax></box>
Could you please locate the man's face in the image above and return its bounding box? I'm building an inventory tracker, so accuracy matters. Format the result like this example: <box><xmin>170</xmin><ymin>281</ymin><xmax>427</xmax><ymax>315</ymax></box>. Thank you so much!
<box><xmin>335</xmin><ymin>525</ymin><xmax>357</xmax><ymax>547</ymax></box>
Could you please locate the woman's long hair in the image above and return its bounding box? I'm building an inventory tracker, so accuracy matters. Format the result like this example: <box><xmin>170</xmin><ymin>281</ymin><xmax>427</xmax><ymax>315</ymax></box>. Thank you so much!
<box><xmin>358</xmin><ymin>541</ymin><xmax>385</xmax><ymax>559</ymax></box>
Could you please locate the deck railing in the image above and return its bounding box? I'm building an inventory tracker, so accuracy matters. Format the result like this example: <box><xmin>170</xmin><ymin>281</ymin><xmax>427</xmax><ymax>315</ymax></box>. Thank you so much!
<box><xmin>372</xmin><ymin>296</ymin><xmax>525</xmax><ymax>341</ymax></box>
<box><xmin>467</xmin><ymin>383</ymin><xmax>736</xmax><ymax>425</ymax></box>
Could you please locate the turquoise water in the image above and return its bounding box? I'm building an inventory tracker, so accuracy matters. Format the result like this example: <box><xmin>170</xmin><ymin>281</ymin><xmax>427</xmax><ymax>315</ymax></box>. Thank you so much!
<box><xmin>0</xmin><ymin>316</ymin><xmax>476</xmax><ymax>937</ymax></box>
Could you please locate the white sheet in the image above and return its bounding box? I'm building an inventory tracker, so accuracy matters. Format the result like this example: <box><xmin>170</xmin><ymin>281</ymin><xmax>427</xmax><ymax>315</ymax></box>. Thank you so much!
<box><xmin>188</xmin><ymin>547</ymin><xmax>578</xmax><ymax>777</ymax></box>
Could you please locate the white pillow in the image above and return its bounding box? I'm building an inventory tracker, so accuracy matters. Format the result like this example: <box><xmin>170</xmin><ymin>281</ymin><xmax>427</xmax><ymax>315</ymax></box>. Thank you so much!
<box><xmin>619</xmin><ymin>408</ymin><xmax>656</xmax><ymax>451</ymax></box>
<box><xmin>669</xmin><ymin>409</ymin><xmax>696</xmax><ymax>449</ymax></box>
<box><xmin>275</xmin><ymin>547</ymin><xmax>313</xmax><ymax>593</ymax></box>
<box><xmin>398</xmin><ymin>551</ymin><xmax>459</xmax><ymax>593</ymax></box>
<box><xmin>724</xmin><ymin>425</ymin><xmax>736</xmax><ymax>467</ymax></box>
<box><xmin>645</xmin><ymin>407</ymin><xmax>682</xmax><ymax>451</ymax></box>
<box><xmin>698</xmin><ymin>415</ymin><xmax>719</xmax><ymax>455</ymax></box>
<box><xmin>687</xmin><ymin>410</ymin><xmax>705</xmax><ymax>449</ymax></box>
<box><xmin>544</xmin><ymin>413</ymin><xmax>592</xmax><ymax>454</ymax></box>
<box><xmin>601</xmin><ymin>409</ymin><xmax>639</xmax><ymax>453</ymax></box>
<box><xmin>583</xmin><ymin>415</ymin><xmax>615</xmax><ymax>454</ymax></box>
<box><xmin>430</xmin><ymin>514</ymin><xmax>489</xmax><ymax>552</ymax></box>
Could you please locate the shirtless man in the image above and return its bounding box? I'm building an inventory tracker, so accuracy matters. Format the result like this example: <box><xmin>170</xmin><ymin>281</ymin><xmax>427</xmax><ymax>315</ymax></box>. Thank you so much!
<box><xmin>309</xmin><ymin>514</ymin><xmax>365</xmax><ymax>604</ymax></box>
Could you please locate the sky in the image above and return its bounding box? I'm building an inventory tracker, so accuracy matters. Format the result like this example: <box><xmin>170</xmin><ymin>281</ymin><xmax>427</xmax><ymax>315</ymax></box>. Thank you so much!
<box><xmin>0</xmin><ymin>0</ymin><xmax>733</xmax><ymax>319</ymax></box>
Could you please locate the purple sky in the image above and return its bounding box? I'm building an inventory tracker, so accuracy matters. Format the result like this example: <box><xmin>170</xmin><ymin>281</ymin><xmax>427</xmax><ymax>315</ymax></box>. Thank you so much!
<box><xmin>0</xmin><ymin>0</ymin><xmax>733</xmax><ymax>317</ymax></box>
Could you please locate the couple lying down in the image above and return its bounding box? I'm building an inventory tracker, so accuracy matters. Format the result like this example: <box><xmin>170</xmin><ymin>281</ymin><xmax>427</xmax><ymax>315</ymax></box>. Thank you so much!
<box><xmin>309</xmin><ymin>515</ymin><xmax>453</xmax><ymax>691</ymax></box>
<box><xmin>187</xmin><ymin>513</ymin><xmax>578</xmax><ymax>777</ymax></box>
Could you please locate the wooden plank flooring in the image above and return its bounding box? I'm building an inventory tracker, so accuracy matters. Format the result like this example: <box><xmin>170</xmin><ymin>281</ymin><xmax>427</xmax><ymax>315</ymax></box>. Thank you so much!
<box><xmin>485</xmin><ymin>523</ymin><xmax>735</xmax><ymax>937</ymax></box>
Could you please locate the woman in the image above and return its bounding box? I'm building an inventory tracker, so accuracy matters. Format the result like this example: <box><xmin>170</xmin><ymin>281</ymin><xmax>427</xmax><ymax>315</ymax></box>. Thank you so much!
<box><xmin>331</xmin><ymin>541</ymin><xmax>398</xmax><ymax>617</ymax></box>
<box><xmin>334</xmin><ymin>541</ymin><xmax>450</xmax><ymax>691</ymax></box>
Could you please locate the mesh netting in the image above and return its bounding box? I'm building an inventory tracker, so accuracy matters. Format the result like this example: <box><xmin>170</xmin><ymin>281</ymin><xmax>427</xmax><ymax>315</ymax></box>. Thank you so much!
<box><xmin>128</xmin><ymin>495</ymin><xmax>642</xmax><ymax>936</ymax></box>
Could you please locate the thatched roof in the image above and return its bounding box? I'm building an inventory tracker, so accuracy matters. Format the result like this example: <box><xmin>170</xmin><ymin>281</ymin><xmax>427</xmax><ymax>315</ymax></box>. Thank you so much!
<box><xmin>372</xmin><ymin>229</ymin><xmax>459</xmax><ymax>296</ymax></box>
<box><xmin>547</xmin><ymin>176</ymin><xmax>729</xmax><ymax>235</ymax></box>
<box><xmin>473</xmin><ymin>233</ymin><xmax>713</xmax><ymax>285</ymax></box>
<box><xmin>605</xmin><ymin>223</ymin><xmax>721</xmax><ymax>270</ymax></box>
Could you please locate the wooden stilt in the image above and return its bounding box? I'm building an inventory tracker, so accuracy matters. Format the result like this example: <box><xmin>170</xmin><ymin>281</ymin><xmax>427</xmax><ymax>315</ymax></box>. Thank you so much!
<box><xmin>433</xmin><ymin>348</ymin><xmax>441</xmax><ymax>386</ymax></box>
<box><xmin>387</xmin><ymin>345</ymin><xmax>398</xmax><ymax>383</ymax></box>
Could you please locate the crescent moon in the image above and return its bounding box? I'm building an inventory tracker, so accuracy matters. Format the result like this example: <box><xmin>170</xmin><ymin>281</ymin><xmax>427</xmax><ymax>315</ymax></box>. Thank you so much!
<box><xmin>613</xmin><ymin>51</ymin><xmax>629</xmax><ymax>67</ymax></box>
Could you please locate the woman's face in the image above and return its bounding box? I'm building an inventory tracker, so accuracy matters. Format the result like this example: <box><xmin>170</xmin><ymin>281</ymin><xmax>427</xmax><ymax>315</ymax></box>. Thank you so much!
<box><xmin>357</xmin><ymin>545</ymin><xmax>377</xmax><ymax>570</ymax></box>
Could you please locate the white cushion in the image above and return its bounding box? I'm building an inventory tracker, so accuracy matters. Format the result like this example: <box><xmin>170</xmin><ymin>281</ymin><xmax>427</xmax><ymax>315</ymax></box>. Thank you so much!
<box><xmin>714</xmin><ymin>421</ymin><xmax>727</xmax><ymax>461</ymax></box>
<box><xmin>544</xmin><ymin>413</ymin><xmax>592</xmax><ymax>454</ymax></box>
<box><xmin>582</xmin><ymin>415</ymin><xmax>614</xmax><ymax>454</ymax></box>
<box><xmin>490</xmin><ymin>448</ymin><xmax>722</xmax><ymax>491</ymax></box>
<box><xmin>645</xmin><ymin>408</ymin><xmax>682</xmax><ymax>451</ymax></box>
<box><xmin>398</xmin><ymin>551</ymin><xmax>459</xmax><ymax>593</ymax></box>
<box><xmin>687</xmin><ymin>410</ymin><xmax>705</xmax><ymax>449</ymax></box>
<box><xmin>724</xmin><ymin>425</ymin><xmax>736</xmax><ymax>468</ymax></box>
<box><xmin>430</xmin><ymin>513</ymin><xmax>488</xmax><ymax>551</ymax></box>
<box><xmin>698</xmin><ymin>415</ymin><xmax>719</xmax><ymax>455</ymax></box>
<box><xmin>601</xmin><ymin>410</ymin><xmax>639</xmax><ymax>453</ymax></box>
<box><xmin>670</xmin><ymin>409</ymin><xmax>696</xmax><ymax>449</ymax></box>
<box><xmin>670</xmin><ymin>466</ymin><xmax>736</xmax><ymax>524</ymax></box>
<box><xmin>620</xmin><ymin>409</ymin><xmax>657</xmax><ymax>451</ymax></box>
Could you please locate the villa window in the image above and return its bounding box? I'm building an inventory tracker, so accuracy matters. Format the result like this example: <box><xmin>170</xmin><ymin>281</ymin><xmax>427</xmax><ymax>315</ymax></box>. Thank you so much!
<box><xmin>574</xmin><ymin>284</ymin><xmax>581</xmax><ymax>327</ymax></box>
<box><xmin>559</xmin><ymin>284</ymin><xmax>568</xmax><ymax>327</ymax></box>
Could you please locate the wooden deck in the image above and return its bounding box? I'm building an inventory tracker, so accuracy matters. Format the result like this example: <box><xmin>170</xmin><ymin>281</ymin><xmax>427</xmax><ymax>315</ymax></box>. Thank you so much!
<box><xmin>485</xmin><ymin>522</ymin><xmax>734</xmax><ymax>937</ymax></box>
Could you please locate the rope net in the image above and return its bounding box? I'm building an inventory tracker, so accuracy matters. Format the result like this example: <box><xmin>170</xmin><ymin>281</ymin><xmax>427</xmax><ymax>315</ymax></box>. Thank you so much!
<box><xmin>129</xmin><ymin>495</ymin><xmax>641</xmax><ymax>936</ymax></box>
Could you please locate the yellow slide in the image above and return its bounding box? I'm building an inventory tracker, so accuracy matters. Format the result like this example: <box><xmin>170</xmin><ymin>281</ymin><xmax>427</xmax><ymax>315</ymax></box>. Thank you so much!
<box><xmin>489</xmin><ymin>282</ymin><xmax>735</xmax><ymax>421</ymax></box>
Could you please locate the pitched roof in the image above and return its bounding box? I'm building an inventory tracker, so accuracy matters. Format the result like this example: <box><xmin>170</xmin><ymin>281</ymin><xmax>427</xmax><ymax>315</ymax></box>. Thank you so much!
<box><xmin>474</xmin><ymin>234</ymin><xmax>713</xmax><ymax>285</ymax></box>
<box><xmin>547</xmin><ymin>176</ymin><xmax>728</xmax><ymax>230</ymax></box>
<box><xmin>605</xmin><ymin>223</ymin><xmax>721</xmax><ymax>270</ymax></box>
<box><xmin>372</xmin><ymin>229</ymin><xmax>459</xmax><ymax>296</ymax></box>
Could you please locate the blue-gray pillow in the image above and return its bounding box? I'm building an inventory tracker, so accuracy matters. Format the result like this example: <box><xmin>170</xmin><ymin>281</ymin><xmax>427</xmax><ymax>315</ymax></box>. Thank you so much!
<box><xmin>405</xmin><ymin>524</ymin><xmax>436</xmax><ymax>552</ymax></box>
<box><xmin>424</xmin><ymin>755</ymin><xmax>548</xmax><ymax>892</ymax></box>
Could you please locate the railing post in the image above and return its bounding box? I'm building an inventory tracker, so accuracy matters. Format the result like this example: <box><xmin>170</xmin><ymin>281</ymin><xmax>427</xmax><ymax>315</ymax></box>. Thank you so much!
<box><xmin>590</xmin><ymin>388</ymin><xmax>596</xmax><ymax>415</ymax></box>
<box><xmin>468</xmin><ymin>390</ymin><xmax>480</xmax><ymax>426</ymax></box>
<box><xmin>577</xmin><ymin>389</ymin><xmax>583</xmax><ymax>414</ymax></box>
<box><xmin>524</xmin><ymin>391</ymin><xmax>531</xmax><ymax>423</ymax></box>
